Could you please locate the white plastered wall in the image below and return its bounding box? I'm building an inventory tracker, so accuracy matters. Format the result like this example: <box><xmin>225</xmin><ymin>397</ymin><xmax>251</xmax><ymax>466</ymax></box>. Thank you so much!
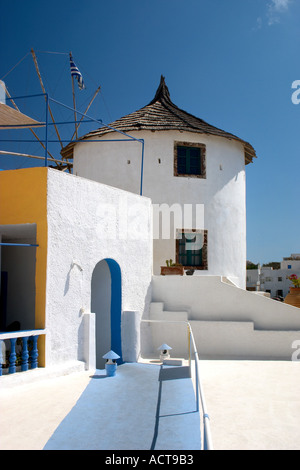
<box><xmin>74</xmin><ymin>130</ymin><xmax>247</xmax><ymax>288</ymax></box>
<box><xmin>45</xmin><ymin>169</ymin><xmax>152</xmax><ymax>368</ymax></box>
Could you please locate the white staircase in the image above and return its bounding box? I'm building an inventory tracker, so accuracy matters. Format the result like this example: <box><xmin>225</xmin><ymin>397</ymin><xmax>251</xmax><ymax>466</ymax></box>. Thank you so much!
<box><xmin>143</xmin><ymin>276</ymin><xmax>300</xmax><ymax>361</ymax></box>
<box><xmin>148</xmin><ymin>302</ymin><xmax>189</xmax><ymax>358</ymax></box>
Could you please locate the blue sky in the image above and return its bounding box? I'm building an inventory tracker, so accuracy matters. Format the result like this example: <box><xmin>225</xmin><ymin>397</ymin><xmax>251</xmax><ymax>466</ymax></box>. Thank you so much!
<box><xmin>0</xmin><ymin>0</ymin><xmax>299</xmax><ymax>264</ymax></box>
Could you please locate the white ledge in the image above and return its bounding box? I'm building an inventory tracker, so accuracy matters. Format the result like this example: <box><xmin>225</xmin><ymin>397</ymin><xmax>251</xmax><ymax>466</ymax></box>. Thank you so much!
<box><xmin>0</xmin><ymin>329</ymin><xmax>46</xmax><ymax>340</ymax></box>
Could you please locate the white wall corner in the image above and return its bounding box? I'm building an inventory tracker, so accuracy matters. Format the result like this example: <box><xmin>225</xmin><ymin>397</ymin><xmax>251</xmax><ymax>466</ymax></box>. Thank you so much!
<box><xmin>121</xmin><ymin>311</ymin><xmax>141</xmax><ymax>362</ymax></box>
<box><xmin>83</xmin><ymin>312</ymin><xmax>96</xmax><ymax>371</ymax></box>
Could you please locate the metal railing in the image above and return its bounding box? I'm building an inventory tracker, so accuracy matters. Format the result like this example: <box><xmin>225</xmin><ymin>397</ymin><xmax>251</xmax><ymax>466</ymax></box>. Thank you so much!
<box><xmin>187</xmin><ymin>322</ymin><xmax>213</xmax><ymax>450</ymax></box>
<box><xmin>141</xmin><ymin>319</ymin><xmax>213</xmax><ymax>450</ymax></box>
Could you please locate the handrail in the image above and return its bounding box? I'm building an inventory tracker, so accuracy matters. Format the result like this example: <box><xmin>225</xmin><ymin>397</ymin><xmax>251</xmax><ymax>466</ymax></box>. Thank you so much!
<box><xmin>187</xmin><ymin>322</ymin><xmax>213</xmax><ymax>450</ymax></box>
<box><xmin>0</xmin><ymin>328</ymin><xmax>46</xmax><ymax>340</ymax></box>
<box><xmin>141</xmin><ymin>319</ymin><xmax>213</xmax><ymax>450</ymax></box>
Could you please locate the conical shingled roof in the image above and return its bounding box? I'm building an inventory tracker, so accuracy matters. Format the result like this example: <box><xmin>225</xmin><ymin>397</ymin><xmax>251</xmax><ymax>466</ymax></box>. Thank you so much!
<box><xmin>61</xmin><ymin>76</ymin><xmax>256</xmax><ymax>164</ymax></box>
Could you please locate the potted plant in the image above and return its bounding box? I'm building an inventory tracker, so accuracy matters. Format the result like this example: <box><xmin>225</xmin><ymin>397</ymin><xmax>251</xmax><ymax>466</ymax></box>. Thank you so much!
<box><xmin>160</xmin><ymin>259</ymin><xmax>184</xmax><ymax>276</ymax></box>
<box><xmin>284</xmin><ymin>274</ymin><xmax>300</xmax><ymax>308</ymax></box>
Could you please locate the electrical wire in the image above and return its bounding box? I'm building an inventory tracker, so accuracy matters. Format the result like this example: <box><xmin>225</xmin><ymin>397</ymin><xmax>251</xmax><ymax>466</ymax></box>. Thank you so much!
<box><xmin>1</xmin><ymin>52</ymin><xmax>30</xmax><ymax>81</ymax></box>
<box><xmin>34</xmin><ymin>50</ymin><xmax>69</xmax><ymax>55</ymax></box>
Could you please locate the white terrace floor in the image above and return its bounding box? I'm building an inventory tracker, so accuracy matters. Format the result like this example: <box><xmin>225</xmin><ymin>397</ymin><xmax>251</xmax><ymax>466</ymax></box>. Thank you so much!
<box><xmin>0</xmin><ymin>361</ymin><xmax>201</xmax><ymax>451</ymax></box>
<box><xmin>1</xmin><ymin>359</ymin><xmax>300</xmax><ymax>451</ymax></box>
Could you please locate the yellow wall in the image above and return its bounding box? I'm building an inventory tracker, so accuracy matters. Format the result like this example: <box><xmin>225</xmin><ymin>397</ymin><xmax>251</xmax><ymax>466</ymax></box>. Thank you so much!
<box><xmin>0</xmin><ymin>167</ymin><xmax>48</xmax><ymax>366</ymax></box>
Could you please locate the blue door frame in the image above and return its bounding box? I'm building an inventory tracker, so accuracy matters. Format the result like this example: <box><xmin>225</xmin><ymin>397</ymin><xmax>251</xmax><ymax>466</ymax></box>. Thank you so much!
<box><xmin>105</xmin><ymin>259</ymin><xmax>123</xmax><ymax>364</ymax></box>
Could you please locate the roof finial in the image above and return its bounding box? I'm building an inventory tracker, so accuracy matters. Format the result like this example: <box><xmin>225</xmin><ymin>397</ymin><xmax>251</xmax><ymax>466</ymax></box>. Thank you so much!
<box><xmin>148</xmin><ymin>75</ymin><xmax>172</xmax><ymax>105</ymax></box>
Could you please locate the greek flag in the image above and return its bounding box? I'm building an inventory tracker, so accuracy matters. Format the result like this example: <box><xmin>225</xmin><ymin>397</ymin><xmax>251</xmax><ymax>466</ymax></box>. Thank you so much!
<box><xmin>70</xmin><ymin>56</ymin><xmax>85</xmax><ymax>90</ymax></box>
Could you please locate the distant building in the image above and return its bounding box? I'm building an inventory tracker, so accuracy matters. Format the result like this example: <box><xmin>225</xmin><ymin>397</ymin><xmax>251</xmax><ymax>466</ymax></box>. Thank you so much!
<box><xmin>247</xmin><ymin>254</ymin><xmax>300</xmax><ymax>298</ymax></box>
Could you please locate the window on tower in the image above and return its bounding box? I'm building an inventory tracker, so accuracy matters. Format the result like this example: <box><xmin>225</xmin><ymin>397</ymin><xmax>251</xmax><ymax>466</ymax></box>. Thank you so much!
<box><xmin>176</xmin><ymin>229</ymin><xmax>208</xmax><ymax>270</ymax></box>
<box><xmin>174</xmin><ymin>141</ymin><xmax>206</xmax><ymax>178</ymax></box>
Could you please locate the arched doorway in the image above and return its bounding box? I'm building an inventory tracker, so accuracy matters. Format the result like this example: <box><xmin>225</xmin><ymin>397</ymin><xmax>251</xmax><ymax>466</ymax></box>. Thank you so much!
<box><xmin>91</xmin><ymin>258</ymin><xmax>122</xmax><ymax>369</ymax></box>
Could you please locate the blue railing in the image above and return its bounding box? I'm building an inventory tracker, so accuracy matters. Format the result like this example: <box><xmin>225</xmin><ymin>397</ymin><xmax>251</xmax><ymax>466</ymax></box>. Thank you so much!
<box><xmin>141</xmin><ymin>319</ymin><xmax>213</xmax><ymax>450</ymax></box>
<box><xmin>0</xmin><ymin>329</ymin><xmax>46</xmax><ymax>376</ymax></box>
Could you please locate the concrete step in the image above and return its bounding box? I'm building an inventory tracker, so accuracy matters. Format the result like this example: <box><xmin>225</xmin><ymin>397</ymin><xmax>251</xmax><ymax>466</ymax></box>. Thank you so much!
<box><xmin>148</xmin><ymin>301</ymin><xmax>300</xmax><ymax>360</ymax></box>
<box><xmin>189</xmin><ymin>320</ymin><xmax>300</xmax><ymax>360</ymax></box>
<box><xmin>149</xmin><ymin>302</ymin><xmax>188</xmax><ymax>321</ymax></box>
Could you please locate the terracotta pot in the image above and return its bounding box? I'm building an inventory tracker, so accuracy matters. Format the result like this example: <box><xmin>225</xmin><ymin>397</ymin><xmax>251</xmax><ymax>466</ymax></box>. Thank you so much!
<box><xmin>284</xmin><ymin>287</ymin><xmax>300</xmax><ymax>308</ymax></box>
<box><xmin>160</xmin><ymin>265</ymin><xmax>184</xmax><ymax>276</ymax></box>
